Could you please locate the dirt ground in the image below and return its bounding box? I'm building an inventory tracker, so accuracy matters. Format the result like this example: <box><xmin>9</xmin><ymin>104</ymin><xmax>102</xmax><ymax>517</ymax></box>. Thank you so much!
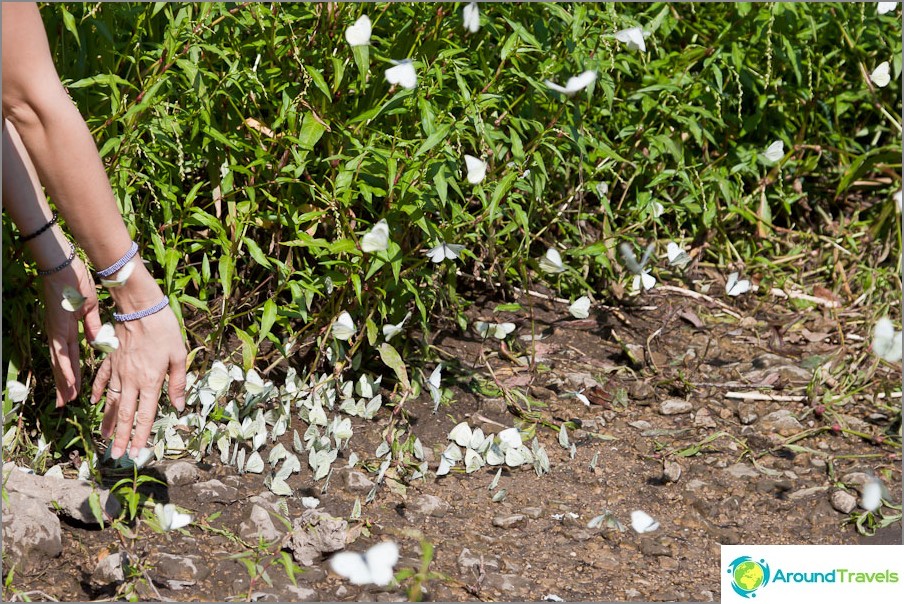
<box><xmin>5</xmin><ymin>277</ymin><xmax>902</xmax><ymax>602</ymax></box>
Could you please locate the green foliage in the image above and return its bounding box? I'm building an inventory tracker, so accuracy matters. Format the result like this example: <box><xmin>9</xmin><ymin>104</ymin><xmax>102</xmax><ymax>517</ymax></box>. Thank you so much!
<box><xmin>3</xmin><ymin>2</ymin><xmax>900</xmax><ymax>412</ymax></box>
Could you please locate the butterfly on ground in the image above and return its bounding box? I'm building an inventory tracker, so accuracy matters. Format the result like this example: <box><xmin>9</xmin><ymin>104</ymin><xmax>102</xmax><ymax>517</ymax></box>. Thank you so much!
<box><xmin>619</xmin><ymin>242</ymin><xmax>656</xmax><ymax>292</ymax></box>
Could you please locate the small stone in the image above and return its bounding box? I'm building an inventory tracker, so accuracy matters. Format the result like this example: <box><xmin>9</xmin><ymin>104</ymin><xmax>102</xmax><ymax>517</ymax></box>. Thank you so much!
<box><xmin>407</xmin><ymin>494</ymin><xmax>449</xmax><ymax>517</ymax></box>
<box><xmin>162</xmin><ymin>461</ymin><xmax>199</xmax><ymax>486</ymax></box>
<box><xmin>457</xmin><ymin>548</ymin><xmax>500</xmax><ymax>574</ymax></box>
<box><xmin>737</xmin><ymin>402</ymin><xmax>759</xmax><ymax>425</ymax></box>
<box><xmin>335</xmin><ymin>586</ymin><xmax>349</xmax><ymax>599</ymax></box>
<box><xmin>152</xmin><ymin>553</ymin><xmax>210</xmax><ymax>582</ymax></box>
<box><xmin>830</xmin><ymin>490</ymin><xmax>857</xmax><ymax>514</ymax></box>
<box><xmin>685</xmin><ymin>478</ymin><xmax>707</xmax><ymax>491</ymax></box>
<box><xmin>239</xmin><ymin>504</ymin><xmax>286</xmax><ymax>543</ymax></box>
<box><xmin>92</xmin><ymin>552</ymin><xmax>128</xmax><ymax>587</ymax></box>
<box><xmin>787</xmin><ymin>485</ymin><xmax>830</xmax><ymax>500</ymax></box>
<box><xmin>629</xmin><ymin>420</ymin><xmax>652</xmax><ymax>430</ymax></box>
<box><xmin>760</xmin><ymin>410</ymin><xmax>803</xmax><ymax>435</ymax></box>
<box><xmin>693</xmin><ymin>407</ymin><xmax>717</xmax><ymax>428</ymax></box>
<box><xmin>725</xmin><ymin>463</ymin><xmax>759</xmax><ymax>479</ymax></box>
<box><xmin>191</xmin><ymin>479</ymin><xmax>239</xmax><ymax>503</ymax></box>
<box><xmin>660</xmin><ymin>399</ymin><xmax>693</xmax><ymax>415</ymax></box>
<box><xmin>483</xmin><ymin>572</ymin><xmax>532</xmax><ymax>593</ymax></box>
<box><xmin>564</xmin><ymin>373</ymin><xmax>599</xmax><ymax>390</ymax></box>
<box><xmin>283</xmin><ymin>586</ymin><xmax>319</xmax><ymax>601</ymax></box>
<box><xmin>522</xmin><ymin>506</ymin><xmax>543</xmax><ymax>519</ymax></box>
<box><xmin>569</xmin><ymin>529</ymin><xmax>593</xmax><ymax>541</ymax></box>
<box><xmin>842</xmin><ymin>472</ymin><xmax>873</xmax><ymax>489</ymax></box>
<box><xmin>775</xmin><ymin>365</ymin><xmax>813</xmax><ymax>383</ymax></box>
<box><xmin>663</xmin><ymin>461</ymin><xmax>682</xmax><ymax>483</ymax></box>
<box><xmin>628</xmin><ymin>381</ymin><xmax>655</xmax><ymax>400</ymax></box>
<box><xmin>639</xmin><ymin>538</ymin><xmax>671</xmax><ymax>557</ymax></box>
<box><xmin>285</xmin><ymin>509</ymin><xmax>349</xmax><ymax>566</ymax></box>
<box><xmin>492</xmin><ymin>514</ymin><xmax>526</xmax><ymax>529</ymax></box>
<box><xmin>343</xmin><ymin>470</ymin><xmax>375</xmax><ymax>493</ymax></box>
<box><xmin>1</xmin><ymin>492</ymin><xmax>62</xmax><ymax>571</ymax></box>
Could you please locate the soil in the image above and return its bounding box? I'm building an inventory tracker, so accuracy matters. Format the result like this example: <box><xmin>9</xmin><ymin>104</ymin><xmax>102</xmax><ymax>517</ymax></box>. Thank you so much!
<box><xmin>5</xmin><ymin>281</ymin><xmax>902</xmax><ymax>602</ymax></box>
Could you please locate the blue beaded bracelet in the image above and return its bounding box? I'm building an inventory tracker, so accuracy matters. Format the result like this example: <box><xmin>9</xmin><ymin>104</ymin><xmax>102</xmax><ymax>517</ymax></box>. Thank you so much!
<box><xmin>97</xmin><ymin>241</ymin><xmax>139</xmax><ymax>278</ymax></box>
<box><xmin>113</xmin><ymin>295</ymin><xmax>170</xmax><ymax>322</ymax></box>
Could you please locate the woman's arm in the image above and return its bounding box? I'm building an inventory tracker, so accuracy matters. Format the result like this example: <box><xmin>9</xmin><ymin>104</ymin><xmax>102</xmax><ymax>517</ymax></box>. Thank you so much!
<box><xmin>2</xmin><ymin>2</ymin><xmax>187</xmax><ymax>460</ymax></box>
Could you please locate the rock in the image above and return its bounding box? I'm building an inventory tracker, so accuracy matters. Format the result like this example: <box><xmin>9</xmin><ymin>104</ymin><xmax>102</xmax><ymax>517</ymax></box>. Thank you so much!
<box><xmin>191</xmin><ymin>479</ymin><xmax>239</xmax><ymax>503</ymax></box>
<box><xmin>522</xmin><ymin>506</ymin><xmax>544</xmax><ymax>519</ymax></box>
<box><xmin>283</xmin><ymin>586</ymin><xmax>319</xmax><ymax>601</ymax></box>
<box><xmin>628</xmin><ymin>381</ymin><xmax>655</xmax><ymax>400</ymax></box>
<box><xmin>663</xmin><ymin>461</ymin><xmax>682</xmax><ymax>483</ymax></box>
<box><xmin>492</xmin><ymin>514</ymin><xmax>526</xmax><ymax>529</ymax></box>
<box><xmin>407</xmin><ymin>494</ymin><xmax>449</xmax><ymax>517</ymax></box>
<box><xmin>2</xmin><ymin>463</ymin><xmax>120</xmax><ymax>524</ymax></box>
<box><xmin>775</xmin><ymin>365</ymin><xmax>813</xmax><ymax>383</ymax></box>
<box><xmin>831</xmin><ymin>490</ymin><xmax>857</xmax><ymax>514</ymax></box>
<box><xmin>92</xmin><ymin>552</ymin><xmax>128</xmax><ymax>587</ymax></box>
<box><xmin>162</xmin><ymin>461</ymin><xmax>199</xmax><ymax>486</ymax></box>
<box><xmin>737</xmin><ymin>402</ymin><xmax>759</xmax><ymax>425</ymax></box>
<box><xmin>842</xmin><ymin>472</ymin><xmax>873</xmax><ymax>489</ymax></box>
<box><xmin>457</xmin><ymin>548</ymin><xmax>500</xmax><ymax>574</ymax></box>
<box><xmin>343</xmin><ymin>470</ymin><xmax>375</xmax><ymax>493</ymax></box>
<box><xmin>483</xmin><ymin>572</ymin><xmax>532</xmax><ymax>593</ymax></box>
<box><xmin>564</xmin><ymin>373</ymin><xmax>599</xmax><ymax>390</ymax></box>
<box><xmin>152</xmin><ymin>553</ymin><xmax>210</xmax><ymax>583</ymax></box>
<box><xmin>639</xmin><ymin>538</ymin><xmax>671</xmax><ymax>557</ymax></box>
<box><xmin>787</xmin><ymin>486</ymin><xmax>830</xmax><ymax>500</ymax></box>
<box><xmin>760</xmin><ymin>410</ymin><xmax>803</xmax><ymax>435</ymax></box>
<box><xmin>693</xmin><ymin>407</ymin><xmax>717</xmax><ymax>428</ymax></box>
<box><xmin>751</xmin><ymin>353</ymin><xmax>792</xmax><ymax>369</ymax></box>
<box><xmin>285</xmin><ymin>509</ymin><xmax>349</xmax><ymax>566</ymax></box>
<box><xmin>569</xmin><ymin>529</ymin><xmax>593</xmax><ymax>541</ymax></box>
<box><xmin>249</xmin><ymin>491</ymin><xmax>285</xmax><ymax>513</ymax></box>
<box><xmin>1</xmin><ymin>491</ymin><xmax>62</xmax><ymax>571</ymax></box>
<box><xmin>725</xmin><ymin>463</ymin><xmax>759</xmax><ymax>479</ymax></box>
<box><xmin>629</xmin><ymin>420</ymin><xmax>652</xmax><ymax>430</ymax></box>
<box><xmin>335</xmin><ymin>586</ymin><xmax>349</xmax><ymax>599</ymax></box>
<box><xmin>240</xmin><ymin>504</ymin><xmax>286</xmax><ymax>543</ymax></box>
<box><xmin>660</xmin><ymin>399</ymin><xmax>693</xmax><ymax>415</ymax></box>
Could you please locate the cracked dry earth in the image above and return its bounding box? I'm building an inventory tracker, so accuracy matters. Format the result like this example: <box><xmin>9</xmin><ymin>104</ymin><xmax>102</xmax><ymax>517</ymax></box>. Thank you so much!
<box><xmin>4</xmin><ymin>281</ymin><xmax>902</xmax><ymax>602</ymax></box>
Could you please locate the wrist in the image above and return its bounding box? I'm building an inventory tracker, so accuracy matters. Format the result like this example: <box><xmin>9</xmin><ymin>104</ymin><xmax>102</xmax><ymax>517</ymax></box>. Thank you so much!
<box><xmin>27</xmin><ymin>227</ymin><xmax>71</xmax><ymax>270</ymax></box>
<box><xmin>107</xmin><ymin>260</ymin><xmax>166</xmax><ymax>314</ymax></box>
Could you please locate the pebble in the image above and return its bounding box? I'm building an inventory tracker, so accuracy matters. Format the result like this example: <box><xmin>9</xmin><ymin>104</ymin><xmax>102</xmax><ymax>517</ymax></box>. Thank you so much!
<box><xmin>162</xmin><ymin>461</ymin><xmax>200</xmax><ymax>486</ymax></box>
<box><xmin>152</xmin><ymin>553</ymin><xmax>210</xmax><ymax>582</ymax></box>
<box><xmin>458</xmin><ymin>548</ymin><xmax>501</xmax><ymax>574</ymax></box>
<box><xmin>568</xmin><ymin>529</ymin><xmax>593</xmax><ymax>541</ymax></box>
<box><xmin>737</xmin><ymin>402</ymin><xmax>759</xmax><ymax>425</ymax></box>
<box><xmin>663</xmin><ymin>461</ymin><xmax>682</xmax><ymax>483</ymax></box>
<box><xmin>285</xmin><ymin>509</ymin><xmax>349</xmax><ymax>566</ymax></box>
<box><xmin>760</xmin><ymin>410</ymin><xmax>803</xmax><ymax>435</ymax></box>
<box><xmin>724</xmin><ymin>463</ymin><xmax>759</xmax><ymax>479</ymax></box>
<box><xmin>830</xmin><ymin>490</ymin><xmax>857</xmax><ymax>514</ymax></box>
<box><xmin>492</xmin><ymin>514</ymin><xmax>526</xmax><ymax>529</ymax></box>
<box><xmin>1</xmin><ymin>491</ymin><xmax>62</xmax><ymax>571</ymax></box>
<box><xmin>483</xmin><ymin>572</ymin><xmax>532</xmax><ymax>593</ymax></box>
<box><xmin>629</xmin><ymin>420</ymin><xmax>652</xmax><ymax>430</ymax></box>
<box><xmin>522</xmin><ymin>506</ymin><xmax>544</xmax><ymax>519</ymax></box>
<box><xmin>659</xmin><ymin>399</ymin><xmax>693</xmax><ymax>415</ymax></box>
<box><xmin>841</xmin><ymin>472</ymin><xmax>872</xmax><ymax>489</ymax></box>
<box><xmin>787</xmin><ymin>485</ymin><xmax>830</xmax><ymax>500</ymax></box>
<box><xmin>190</xmin><ymin>479</ymin><xmax>239</xmax><ymax>503</ymax></box>
<box><xmin>91</xmin><ymin>552</ymin><xmax>128</xmax><ymax>586</ymax></box>
<box><xmin>407</xmin><ymin>494</ymin><xmax>449</xmax><ymax>517</ymax></box>
<box><xmin>343</xmin><ymin>470</ymin><xmax>376</xmax><ymax>493</ymax></box>
<box><xmin>693</xmin><ymin>407</ymin><xmax>717</xmax><ymax>428</ymax></box>
<box><xmin>639</xmin><ymin>538</ymin><xmax>671</xmax><ymax>557</ymax></box>
<box><xmin>628</xmin><ymin>381</ymin><xmax>655</xmax><ymax>400</ymax></box>
<box><xmin>239</xmin><ymin>504</ymin><xmax>285</xmax><ymax>543</ymax></box>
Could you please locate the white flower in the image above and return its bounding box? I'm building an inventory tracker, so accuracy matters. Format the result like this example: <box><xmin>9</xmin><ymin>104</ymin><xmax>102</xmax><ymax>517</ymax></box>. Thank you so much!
<box><xmin>544</xmin><ymin>70</ymin><xmax>597</xmax><ymax>96</ymax></box>
<box><xmin>614</xmin><ymin>27</ymin><xmax>647</xmax><ymax>52</ymax></box>
<box><xmin>463</xmin><ymin>2</ymin><xmax>480</xmax><ymax>33</ymax></box>
<box><xmin>345</xmin><ymin>15</ymin><xmax>371</xmax><ymax>46</ymax></box>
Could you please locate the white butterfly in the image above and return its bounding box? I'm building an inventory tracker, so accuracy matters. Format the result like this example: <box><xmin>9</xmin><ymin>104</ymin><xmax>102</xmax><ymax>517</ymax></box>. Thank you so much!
<box><xmin>464</xmin><ymin>155</ymin><xmax>487</xmax><ymax>184</ymax></box>
<box><xmin>873</xmin><ymin>317</ymin><xmax>903</xmax><ymax>362</ymax></box>
<box><xmin>538</xmin><ymin>247</ymin><xmax>566</xmax><ymax>274</ymax></box>
<box><xmin>474</xmin><ymin>320</ymin><xmax>516</xmax><ymax>340</ymax></box>
<box><xmin>544</xmin><ymin>70</ymin><xmax>597</xmax><ymax>96</ymax></box>
<box><xmin>333</xmin><ymin>311</ymin><xmax>357</xmax><ymax>341</ymax></box>
<box><xmin>244</xmin><ymin>368</ymin><xmax>271</xmax><ymax>396</ymax></box>
<box><xmin>878</xmin><ymin>2</ymin><xmax>898</xmax><ymax>15</ymax></box>
<box><xmin>90</xmin><ymin>323</ymin><xmax>120</xmax><ymax>354</ymax></box>
<box><xmin>870</xmin><ymin>61</ymin><xmax>891</xmax><ymax>88</ymax></box>
<box><xmin>448</xmin><ymin>421</ymin><xmax>472</xmax><ymax>447</ymax></box>
<box><xmin>361</xmin><ymin>219</ymin><xmax>390</xmax><ymax>253</ymax></box>
<box><xmin>128</xmin><ymin>447</ymin><xmax>154</xmax><ymax>469</ymax></box>
<box><xmin>614</xmin><ymin>26</ymin><xmax>647</xmax><ymax>52</ymax></box>
<box><xmin>237</xmin><ymin>450</ymin><xmax>264</xmax><ymax>474</ymax></box>
<box><xmin>382</xmin><ymin>311</ymin><xmax>411</xmax><ymax>341</ymax></box>
<box><xmin>861</xmin><ymin>478</ymin><xmax>884</xmax><ymax>512</ymax></box>
<box><xmin>206</xmin><ymin>361</ymin><xmax>232</xmax><ymax>392</ymax></box>
<box><xmin>330</xmin><ymin>541</ymin><xmax>399</xmax><ymax>586</ymax></box>
<box><xmin>620</xmin><ymin>242</ymin><xmax>656</xmax><ymax>292</ymax></box>
<box><xmin>568</xmin><ymin>296</ymin><xmax>591</xmax><ymax>319</ymax></box>
<box><xmin>345</xmin><ymin>14</ymin><xmax>371</xmax><ymax>47</ymax></box>
<box><xmin>485</xmin><ymin>444</ymin><xmax>505</xmax><ymax>466</ymax></box>
<box><xmin>155</xmin><ymin>502</ymin><xmax>192</xmax><ymax>531</ymax></box>
<box><xmin>651</xmin><ymin>200</ymin><xmax>664</xmax><ymax>218</ymax></box>
<box><xmin>465</xmin><ymin>448</ymin><xmax>484</xmax><ymax>473</ymax></box>
<box><xmin>385</xmin><ymin>60</ymin><xmax>417</xmax><ymax>89</ymax></box>
<box><xmin>725</xmin><ymin>272</ymin><xmax>751</xmax><ymax>297</ymax></box>
<box><xmin>61</xmin><ymin>286</ymin><xmax>86</xmax><ymax>312</ymax></box>
<box><xmin>266</xmin><ymin>475</ymin><xmax>293</xmax><ymax>496</ymax></box>
<box><xmin>894</xmin><ymin>190</ymin><xmax>902</xmax><ymax>212</ymax></box>
<box><xmin>428</xmin><ymin>364</ymin><xmax>443</xmax><ymax>412</ymax></box>
<box><xmin>666</xmin><ymin>242</ymin><xmax>691</xmax><ymax>269</ymax></box>
<box><xmin>426</xmin><ymin>242</ymin><xmax>465</xmax><ymax>263</ymax></box>
<box><xmin>630</xmin><ymin>510</ymin><xmax>659</xmax><ymax>533</ymax></box>
<box><xmin>100</xmin><ymin>260</ymin><xmax>136</xmax><ymax>288</ymax></box>
<box><xmin>763</xmin><ymin>140</ymin><xmax>784</xmax><ymax>163</ymax></box>
<box><xmin>6</xmin><ymin>380</ymin><xmax>29</xmax><ymax>403</ymax></box>
<box><xmin>463</xmin><ymin>2</ymin><xmax>480</xmax><ymax>33</ymax></box>
<box><xmin>496</xmin><ymin>427</ymin><xmax>521</xmax><ymax>451</ymax></box>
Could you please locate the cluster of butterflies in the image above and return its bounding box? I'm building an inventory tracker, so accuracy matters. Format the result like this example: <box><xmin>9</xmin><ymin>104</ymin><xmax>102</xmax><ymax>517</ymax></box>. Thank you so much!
<box><xmin>437</xmin><ymin>421</ymin><xmax>550</xmax><ymax>476</ymax></box>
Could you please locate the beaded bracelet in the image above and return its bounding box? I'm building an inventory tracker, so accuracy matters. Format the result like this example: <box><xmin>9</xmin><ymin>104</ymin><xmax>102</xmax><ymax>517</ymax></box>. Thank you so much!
<box><xmin>113</xmin><ymin>295</ymin><xmax>170</xmax><ymax>322</ymax></box>
<box><xmin>21</xmin><ymin>211</ymin><xmax>58</xmax><ymax>242</ymax></box>
<box><xmin>97</xmin><ymin>241</ymin><xmax>139</xmax><ymax>278</ymax></box>
<box><xmin>37</xmin><ymin>241</ymin><xmax>77</xmax><ymax>276</ymax></box>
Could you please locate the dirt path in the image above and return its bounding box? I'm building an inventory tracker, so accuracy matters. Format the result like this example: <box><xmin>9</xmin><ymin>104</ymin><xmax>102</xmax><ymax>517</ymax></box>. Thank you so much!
<box><xmin>5</xmin><ymin>286</ymin><xmax>901</xmax><ymax>602</ymax></box>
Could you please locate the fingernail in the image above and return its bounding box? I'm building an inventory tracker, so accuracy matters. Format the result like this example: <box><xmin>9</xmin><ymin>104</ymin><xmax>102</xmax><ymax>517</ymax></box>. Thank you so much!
<box><xmin>110</xmin><ymin>447</ymin><xmax>124</xmax><ymax>460</ymax></box>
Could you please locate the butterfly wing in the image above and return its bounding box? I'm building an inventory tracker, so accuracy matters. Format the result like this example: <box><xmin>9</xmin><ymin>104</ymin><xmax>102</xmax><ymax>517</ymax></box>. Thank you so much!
<box><xmin>361</xmin><ymin>220</ymin><xmax>389</xmax><ymax>252</ymax></box>
<box><xmin>565</xmin><ymin>70</ymin><xmax>596</xmax><ymax>93</ymax></box>
<box><xmin>568</xmin><ymin>296</ymin><xmax>591</xmax><ymax>319</ymax></box>
<box><xmin>630</xmin><ymin>510</ymin><xmax>659</xmax><ymax>533</ymax></box>
<box><xmin>463</xmin><ymin>2</ymin><xmax>480</xmax><ymax>33</ymax></box>
<box><xmin>544</xmin><ymin>80</ymin><xmax>570</xmax><ymax>94</ymax></box>
<box><xmin>365</xmin><ymin>541</ymin><xmax>399</xmax><ymax>586</ymax></box>
<box><xmin>871</xmin><ymin>62</ymin><xmax>891</xmax><ymax>88</ymax></box>
<box><xmin>539</xmin><ymin>248</ymin><xmax>565</xmax><ymax>273</ymax></box>
<box><xmin>763</xmin><ymin>140</ymin><xmax>784</xmax><ymax>162</ymax></box>
<box><xmin>641</xmin><ymin>272</ymin><xmax>656</xmax><ymax>291</ymax></box>
<box><xmin>861</xmin><ymin>480</ymin><xmax>883</xmax><ymax>512</ymax></box>
<box><xmin>345</xmin><ymin>15</ymin><xmax>371</xmax><ymax>46</ymax></box>
<box><xmin>385</xmin><ymin>62</ymin><xmax>417</xmax><ymax>89</ymax></box>
<box><xmin>444</xmin><ymin>243</ymin><xmax>465</xmax><ymax>260</ymax></box>
<box><xmin>464</xmin><ymin>155</ymin><xmax>487</xmax><ymax>184</ymax></box>
<box><xmin>331</xmin><ymin>552</ymin><xmax>372</xmax><ymax>585</ymax></box>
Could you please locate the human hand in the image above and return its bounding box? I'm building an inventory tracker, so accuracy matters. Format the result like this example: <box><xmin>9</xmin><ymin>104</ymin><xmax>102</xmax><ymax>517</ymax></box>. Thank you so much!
<box><xmin>40</xmin><ymin>257</ymin><xmax>103</xmax><ymax>408</ymax></box>
<box><xmin>90</xmin><ymin>301</ymin><xmax>187</xmax><ymax>460</ymax></box>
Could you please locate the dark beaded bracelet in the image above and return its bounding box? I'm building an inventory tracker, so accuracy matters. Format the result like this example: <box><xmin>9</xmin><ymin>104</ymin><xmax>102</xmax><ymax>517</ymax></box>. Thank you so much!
<box><xmin>37</xmin><ymin>241</ymin><xmax>77</xmax><ymax>276</ymax></box>
<box><xmin>20</xmin><ymin>212</ymin><xmax>58</xmax><ymax>243</ymax></box>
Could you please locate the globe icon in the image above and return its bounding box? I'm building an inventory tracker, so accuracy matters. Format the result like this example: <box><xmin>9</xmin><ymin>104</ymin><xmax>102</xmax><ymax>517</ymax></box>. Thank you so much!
<box><xmin>733</xmin><ymin>560</ymin><xmax>765</xmax><ymax>592</ymax></box>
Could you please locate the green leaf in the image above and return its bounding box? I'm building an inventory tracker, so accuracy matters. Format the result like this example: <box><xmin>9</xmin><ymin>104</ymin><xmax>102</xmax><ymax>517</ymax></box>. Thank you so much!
<box><xmin>378</xmin><ymin>343</ymin><xmax>410</xmax><ymax>391</ymax></box>
<box><xmin>60</xmin><ymin>7</ymin><xmax>80</xmax><ymax>48</ymax></box>
<box><xmin>259</xmin><ymin>299</ymin><xmax>277</xmax><ymax>343</ymax></box>
<box><xmin>299</xmin><ymin>112</ymin><xmax>328</xmax><ymax>150</ymax></box>
<box><xmin>87</xmin><ymin>490</ymin><xmax>105</xmax><ymax>528</ymax></box>
<box><xmin>304</xmin><ymin>65</ymin><xmax>332</xmax><ymax>99</ymax></box>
